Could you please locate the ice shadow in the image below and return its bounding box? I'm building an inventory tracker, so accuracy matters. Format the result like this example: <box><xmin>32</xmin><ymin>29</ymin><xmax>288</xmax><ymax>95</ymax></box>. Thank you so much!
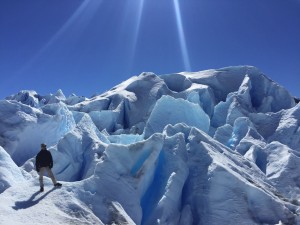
<box><xmin>12</xmin><ymin>187</ymin><xmax>56</xmax><ymax>210</ymax></box>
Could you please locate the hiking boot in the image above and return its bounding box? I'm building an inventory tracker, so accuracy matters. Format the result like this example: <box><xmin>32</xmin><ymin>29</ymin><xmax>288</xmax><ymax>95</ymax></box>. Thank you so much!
<box><xmin>54</xmin><ymin>182</ymin><xmax>62</xmax><ymax>187</ymax></box>
<box><xmin>40</xmin><ymin>186</ymin><xmax>44</xmax><ymax>192</ymax></box>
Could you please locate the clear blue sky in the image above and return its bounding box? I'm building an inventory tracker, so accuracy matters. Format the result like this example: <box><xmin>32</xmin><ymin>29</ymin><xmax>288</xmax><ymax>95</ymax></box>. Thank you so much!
<box><xmin>0</xmin><ymin>0</ymin><xmax>300</xmax><ymax>99</ymax></box>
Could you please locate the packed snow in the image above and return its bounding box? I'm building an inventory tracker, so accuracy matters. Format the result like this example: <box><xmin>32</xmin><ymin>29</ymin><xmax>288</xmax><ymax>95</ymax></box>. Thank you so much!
<box><xmin>0</xmin><ymin>66</ymin><xmax>300</xmax><ymax>225</ymax></box>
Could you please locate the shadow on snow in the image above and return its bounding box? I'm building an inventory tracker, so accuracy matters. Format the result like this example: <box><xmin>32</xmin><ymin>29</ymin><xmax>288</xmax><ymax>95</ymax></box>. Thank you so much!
<box><xmin>12</xmin><ymin>187</ymin><xmax>56</xmax><ymax>210</ymax></box>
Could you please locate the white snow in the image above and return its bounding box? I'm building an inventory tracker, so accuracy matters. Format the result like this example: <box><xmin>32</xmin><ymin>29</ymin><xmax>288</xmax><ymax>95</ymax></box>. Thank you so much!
<box><xmin>0</xmin><ymin>66</ymin><xmax>300</xmax><ymax>225</ymax></box>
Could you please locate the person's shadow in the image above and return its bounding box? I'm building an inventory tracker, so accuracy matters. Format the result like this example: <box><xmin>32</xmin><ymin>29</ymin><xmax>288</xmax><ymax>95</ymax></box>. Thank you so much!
<box><xmin>12</xmin><ymin>187</ymin><xmax>56</xmax><ymax>210</ymax></box>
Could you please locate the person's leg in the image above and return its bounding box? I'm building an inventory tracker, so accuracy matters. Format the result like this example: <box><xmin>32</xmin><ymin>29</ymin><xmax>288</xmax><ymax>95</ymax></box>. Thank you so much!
<box><xmin>39</xmin><ymin>167</ymin><xmax>45</xmax><ymax>190</ymax></box>
<box><xmin>45</xmin><ymin>167</ymin><xmax>57</xmax><ymax>185</ymax></box>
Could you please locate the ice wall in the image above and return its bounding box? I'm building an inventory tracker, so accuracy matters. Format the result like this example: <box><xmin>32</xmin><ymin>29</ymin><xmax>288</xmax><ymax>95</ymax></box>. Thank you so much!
<box><xmin>0</xmin><ymin>146</ymin><xmax>24</xmax><ymax>193</ymax></box>
<box><xmin>144</xmin><ymin>95</ymin><xmax>210</xmax><ymax>138</ymax></box>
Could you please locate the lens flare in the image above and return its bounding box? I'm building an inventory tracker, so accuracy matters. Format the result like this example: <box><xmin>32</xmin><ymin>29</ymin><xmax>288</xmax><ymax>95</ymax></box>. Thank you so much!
<box><xmin>18</xmin><ymin>0</ymin><xmax>103</xmax><ymax>74</ymax></box>
<box><xmin>173</xmin><ymin>0</ymin><xmax>191</xmax><ymax>71</ymax></box>
<box><xmin>133</xmin><ymin>0</ymin><xmax>145</xmax><ymax>51</ymax></box>
<box><xmin>126</xmin><ymin>0</ymin><xmax>145</xmax><ymax>71</ymax></box>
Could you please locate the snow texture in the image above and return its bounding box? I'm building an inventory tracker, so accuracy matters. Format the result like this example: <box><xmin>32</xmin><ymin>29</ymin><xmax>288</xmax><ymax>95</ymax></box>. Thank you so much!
<box><xmin>0</xmin><ymin>66</ymin><xmax>300</xmax><ymax>225</ymax></box>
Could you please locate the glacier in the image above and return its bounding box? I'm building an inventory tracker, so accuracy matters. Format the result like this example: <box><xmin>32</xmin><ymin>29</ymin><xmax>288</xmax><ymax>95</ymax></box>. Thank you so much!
<box><xmin>0</xmin><ymin>66</ymin><xmax>300</xmax><ymax>225</ymax></box>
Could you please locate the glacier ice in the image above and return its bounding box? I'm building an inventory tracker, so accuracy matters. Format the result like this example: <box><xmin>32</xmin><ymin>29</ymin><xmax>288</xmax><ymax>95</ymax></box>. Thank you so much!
<box><xmin>144</xmin><ymin>95</ymin><xmax>210</xmax><ymax>138</ymax></box>
<box><xmin>0</xmin><ymin>66</ymin><xmax>300</xmax><ymax>225</ymax></box>
<box><xmin>0</xmin><ymin>146</ymin><xmax>25</xmax><ymax>193</ymax></box>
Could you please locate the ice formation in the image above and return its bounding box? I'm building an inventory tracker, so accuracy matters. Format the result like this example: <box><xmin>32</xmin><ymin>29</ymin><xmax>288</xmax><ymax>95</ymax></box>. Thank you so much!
<box><xmin>0</xmin><ymin>66</ymin><xmax>300</xmax><ymax>225</ymax></box>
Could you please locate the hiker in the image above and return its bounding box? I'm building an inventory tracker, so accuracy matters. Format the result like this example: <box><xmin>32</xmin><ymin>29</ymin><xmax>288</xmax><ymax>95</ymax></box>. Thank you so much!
<box><xmin>35</xmin><ymin>143</ymin><xmax>62</xmax><ymax>192</ymax></box>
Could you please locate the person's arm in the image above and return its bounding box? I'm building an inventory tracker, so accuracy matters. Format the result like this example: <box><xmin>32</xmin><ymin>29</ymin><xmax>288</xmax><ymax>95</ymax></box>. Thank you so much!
<box><xmin>35</xmin><ymin>154</ymin><xmax>40</xmax><ymax>172</ymax></box>
<box><xmin>49</xmin><ymin>151</ymin><xmax>53</xmax><ymax>169</ymax></box>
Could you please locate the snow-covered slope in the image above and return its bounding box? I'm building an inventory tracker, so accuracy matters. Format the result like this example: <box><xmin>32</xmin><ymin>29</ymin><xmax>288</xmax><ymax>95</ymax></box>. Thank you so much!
<box><xmin>1</xmin><ymin>66</ymin><xmax>300</xmax><ymax>225</ymax></box>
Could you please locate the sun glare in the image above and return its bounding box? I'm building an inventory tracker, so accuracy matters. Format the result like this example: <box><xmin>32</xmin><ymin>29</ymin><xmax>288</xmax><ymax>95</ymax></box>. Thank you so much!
<box><xmin>18</xmin><ymin>0</ymin><xmax>103</xmax><ymax>75</ymax></box>
<box><xmin>173</xmin><ymin>0</ymin><xmax>191</xmax><ymax>71</ymax></box>
<box><xmin>126</xmin><ymin>0</ymin><xmax>146</xmax><ymax>71</ymax></box>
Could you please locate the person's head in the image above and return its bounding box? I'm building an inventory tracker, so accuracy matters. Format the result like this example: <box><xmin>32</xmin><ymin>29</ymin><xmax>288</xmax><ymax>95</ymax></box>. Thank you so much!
<box><xmin>41</xmin><ymin>143</ymin><xmax>47</xmax><ymax>150</ymax></box>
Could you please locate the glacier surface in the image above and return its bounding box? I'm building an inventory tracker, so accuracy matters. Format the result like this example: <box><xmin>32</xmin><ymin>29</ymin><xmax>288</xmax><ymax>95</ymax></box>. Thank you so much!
<box><xmin>0</xmin><ymin>66</ymin><xmax>300</xmax><ymax>225</ymax></box>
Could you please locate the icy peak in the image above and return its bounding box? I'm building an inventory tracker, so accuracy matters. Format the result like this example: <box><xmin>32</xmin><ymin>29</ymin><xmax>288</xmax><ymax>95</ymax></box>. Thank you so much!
<box><xmin>6</xmin><ymin>90</ymin><xmax>40</xmax><ymax>107</ymax></box>
<box><xmin>54</xmin><ymin>89</ymin><xmax>66</xmax><ymax>100</ymax></box>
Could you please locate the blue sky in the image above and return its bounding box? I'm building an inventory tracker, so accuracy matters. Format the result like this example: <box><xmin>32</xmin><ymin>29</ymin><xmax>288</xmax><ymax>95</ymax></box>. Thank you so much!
<box><xmin>0</xmin><ymin>0</ymin><xmax>300</xmax><ymax>99</ymax></box>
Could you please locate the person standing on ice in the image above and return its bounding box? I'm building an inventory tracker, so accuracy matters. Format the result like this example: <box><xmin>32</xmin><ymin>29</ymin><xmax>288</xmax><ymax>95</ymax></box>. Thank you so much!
<box><xmin>35</xmin><ymin>143</ymin><xmax>62</xmax><ymax>192</ymax></box>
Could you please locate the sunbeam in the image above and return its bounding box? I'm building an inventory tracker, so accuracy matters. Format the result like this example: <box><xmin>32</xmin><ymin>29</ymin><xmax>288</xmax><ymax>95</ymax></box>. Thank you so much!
<box><xmin>125</xmin><ymin>0</ymin><xmax>145</xmax><ymax>72</ymax></box>
<box><xmin>173</xmin><ymin>0</ymin><xmax>191</xmax><ymax>71</ymax></box>
<box><xmin>18</xmin><ymin>0</ymin><xmax>103</xmax><ymax>75</ymax></box>
<box><xmin>132</xmin><ymin>0</ymin><xmax>145</xmax><ymax>54</ymax></box>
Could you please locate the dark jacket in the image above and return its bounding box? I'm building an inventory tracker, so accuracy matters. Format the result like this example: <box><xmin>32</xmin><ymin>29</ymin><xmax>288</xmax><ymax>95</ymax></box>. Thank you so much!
<box><xmin>36</xmin><ymin>149</ymin><xmax>53</xmax><ymax>171</ymax></box>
